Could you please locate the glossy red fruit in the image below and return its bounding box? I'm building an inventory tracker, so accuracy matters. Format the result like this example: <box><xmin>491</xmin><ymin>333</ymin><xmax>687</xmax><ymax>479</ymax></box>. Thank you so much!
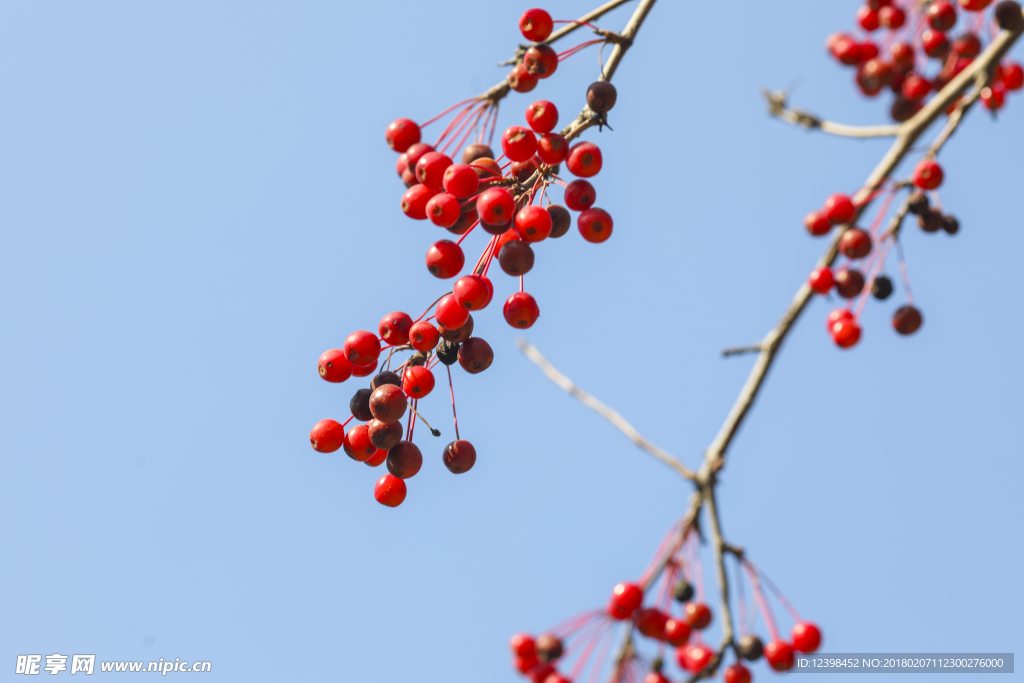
<box><xmin>792</xmin><ymin>622</ymin><xmax>822</xmax><ymax>653</ymax></box>
<box><xmin>543</xmin><ymin>674</ymin><xmax>570</xmax><ymax>683</ymax></box>
<box><xmin>922</xmin><ymin>29</ymin><xmax>950</xmax><ymax>58</ymax></box>
<box><xmin>953</xmin><ymin>32</ymin><xmax>981</xmax><ymax>58</ymax></box>
<box><xmin>402</xmin><ymin>366</ymin><xmax>435</xmax><ymax>399</ymax></box>
<box><xmin>857</xmin><ymin>58</ymin><xmax>892</xmax><ymax>96</ymax></box>
<box><xmin>858</xmin><ymin>41</ymin><xmax>879</xmax><ymax>61</ymax></box>
<box><xmin>408</xmin><ymin>321</ymin><xmax>440</xmax><ymax>352</ymax></box>
<box><xmin>515</xmin><ymin>205</ymin><xmax>553</xmax><ymax>242</ymax></box>
<box><xmin>804</xmin><ymin>210</ymin><xmax>832</xmax><ymax>236</ymax></box>
<box><xmin>508</xmin><ymin>64</ymin><xmax>538</xmax><ymax>93</ymax></box>
<box><xmin>564</xmin><ymin>179</ymin><xmax>596</xmax><ymax>211</ymax></box>
<box><xmin>537</xmin><ymin>133</ymin><xmax>568</xmax><ymax>165</ymax></box>
<box><xmin>369</xmin><ymin>384</ymin><xmax>407</xmax><ymax>423</ymax></box>
<box><xmin>578</xmin><ymin>208</ymin><xmax>613</xmax><ymax>243</ymax></box>
<box><xmin>607</xmin><ymin>582</ymin><xmax>643</xmax><ymax>620</ymax></box>
<box><xmin>723</xmin><ymin>663</ymin><xmax>752</xmax><ymax>683</ymax></box>
<box><xmin>519</xmin><ymin>8</ymin><xmax>553</xmax><ymax>42</ymax></box>
<box><xmin>524</xmin><ymin>44</ymin><xmax>558</xmax><ymax>79</ymax></box>
<box><xmin>318</xmin><ymin>349</ymin><xmax>353</xmax><ymax>383</ymax></box>
<box><xmin>828</xmin><ymin>308</ymin><xmax>853</xmax><ymax>330</ymax></box>
<box><xmin>808</xmin><ymin>267</ymin><xmax>835</xmax><ymax>294</ymax></box>
<box><xmin>959</xmin><ymin>0</ymin><xmax>993</xmax><ymax>9</ymax></box>
<box><xmin>1001</xmin><ymin>62</ymin><xmax>1023</xmax><ymax>90</ymax></box>
<box><xmin>477</xmin><ymin>188</ymin><xmax>516</xmax><ymax>225</ymax></box>
<box><xmin>442</xmin><ymin>163</ymin><xmax>480</xmax><ymax>199</ymax></box>
<box><xmin>526</xmin><ymin>664</ymin><xmax>555</xmax><ymax>683</ymax></box>
<box><xmin>893</xmin><ymin>305</ymin><xmax>923</xmax><ymax>335</ymax></box>
<box><xmin>459</xmin><ymin>337</ymin><xmax>494</xmax><ymax>374</ymax></box>
<box><xmin>525</xmin><ymin>100</ymin><xmax>559</xmax><ymax>134</ymax></box>
<box><xmin>928</xmin><ymin>1</ymin><xmax>958</xmax><ymax>30</ymax></box>
<box><xmin>404</xmin><ymin>142</ymin><xmax>434</xmax><ymax>173</ymax></box>
<box><xmin>832</xmin><ymin>317</ymin><xmax>862</xmax><ymax>348</ymax></box>
<box><xmin>824</xmin><ymin>194</ymin><xmax>855</xmax><ymax>225</ymax></box>
<box><xmin>453</xmin><ymin>275</ymin><xmax>490</xmax><ymax>311</ymax></box>
<box><xmin>902</xmin><ymin>73</ymin><xmax>931</xmax><ymax>100</ymax></box>
<box><xmin>678</xmin><ymin>644</ymin><xmax>714</xmax><ymax>673</ymax></box>
<box><xmin>510</xmin><ymin>634</ymin><xmax>536</xmax><ymax>659</ymax></box>
<box><xmin>982</xmin><ymin>83</ymin><xmax>1006</xmax><ymax>111</ymax></box>
<box><xmin>857</xmin><ymin>5</ymin><xmax>880</xmax><ymax>31</ymax></box>
<box><xmin>913</xmin><ymin>159</ymin><xmax>944</xmax><ymax>190</ymax></box>
<box><xmin>502</xmin><ymin>126</ymin><xmax>538</xmax><ymax>163</ymax></box>
<box><xmin>765</xmin><ymin>641</ymin><xmax>795</xmax><ymax>672</ymax></box>
<box><xmin>426</xmin><ymin>240</ymin><xmax>465</xmax><ymax>278</ymax></box>
<box><xmin>386</xmin><ymin>441</ymin><xmax>423</xmax><ymax>479</ymax></box>
<box><xmin>443</xmin><ymin>439</ymin><xmax>477</xmax><ymax>473</ymax></box>
<box><xmin>309</xmin><ymin>419</ymin><xmax>344</xmax><ymax>453</ymax></box>
<box><xmin>513</xmin><ymin>654</ymin><xmax>539</xmax><ymax>675</ymax></box>
<box><xmin>879</xmin><ymin>5</ymin><xmax>906</xmax><ymax>28</ymax></box>
<box><xmin>504</xmin><ymin>292</ymin><xmax>540</xmax><ymax>329</ymax></box>
<box><xmin>344</xmin><ymin>330</ymin><xmax>380</xmax><ymax>366</ymax></box>
<box><xmin>839</xmin><ymin>227</ymin><xmax>873</xmax><ymax>259</ymax></box>
<box><xmin>401</xmin><ymin>184</ymin><xmax>436</xmax><ymax>220</ymax></box>
<box><xmin>364</xmin><ymin>449</ymin><xmax>387</xmax><ymax>467</ymax></box>
<box><xmin>352</xmin><ymin>360</ymin><xmax>378</xmax><ymax>377</ymax></box>
<box><xmin>829</xmin><ymin>33</ymin><xmax>861</xmax><ymax>65</ymax></box>
<box><xmin>684</xmin><ymin>602</ymin><xmax>712</xmax><ymax>630</ymax></box>
<box><xmin>635</xmin><ymin>608</ymin><xmax>668</xmax><ymax>640</ymax></box>
<box><xmin>566</xmin><ymin>142</ymin><xmax>603</xmax><ymax>177</ymax></box>
<box><xmin>415</xmin><ymin>152</ymin><xmax>452</xmax><ymax>190</ymax></box>
<box><xmin>343</xmin><ymin>424</ymin><xmax>377</xmax><ymax>461</ymax></box>
<box><xmin>436</xmin><ymin>294</ymin><xmax>470</xmax><ymax>330</ymax></box>
<box><xmin>663</xmin><ymin>617</ymin><xmax>691</xmax><ymax>647</ymax></box>
<box><xmin>377</xmin><ymin>312</ymin><xmax>412</xmax><ymax>347</ymax></box>
<box><xmin>385</xmin><ymin>118</ymin><xmax>420</xmax><ymax>153</ymax></box>
<box><xmin>374</xmin><ymin>474</ymin><xmax>407</xmax><ymax>507</ymax></box>
<box><xmin>426</xmin><ymin>193</ymin><xmax>461</xmax><ymax>228</ymax></box>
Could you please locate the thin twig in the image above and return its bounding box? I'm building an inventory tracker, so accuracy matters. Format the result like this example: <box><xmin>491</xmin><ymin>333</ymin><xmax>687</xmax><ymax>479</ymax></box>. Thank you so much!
<box><xmin>517</xmin><ymin>339</ymin><xmax>696</xmax><ymax>481</ymax></box>
<box><xmin>764</xmin><ymin>89</ymin><xmax>902</xmax><ymax>138</ymax></box>
<box><xmin>721</xmin><ymin>344</ymin><xmax>762</xmax><ymax>358</ymax></box>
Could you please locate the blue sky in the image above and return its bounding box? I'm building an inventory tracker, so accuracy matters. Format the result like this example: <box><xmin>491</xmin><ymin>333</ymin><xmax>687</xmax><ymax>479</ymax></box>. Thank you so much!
<box><xmin>1</xmin><ymin>1</ymin><xmax>1021</xmax><ymax>681</ymax></box>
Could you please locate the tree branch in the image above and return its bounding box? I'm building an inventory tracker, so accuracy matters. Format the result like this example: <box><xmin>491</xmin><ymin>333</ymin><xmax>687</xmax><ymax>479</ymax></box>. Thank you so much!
<box><xmin>764</xmin><ymin>89</ymin><xmax>902</xmax><ymax>138</ymax></box>
<box><xmin>517</xmin><ymin>339</ymin><xmax>696</xmax><ymax>481</ymax></box>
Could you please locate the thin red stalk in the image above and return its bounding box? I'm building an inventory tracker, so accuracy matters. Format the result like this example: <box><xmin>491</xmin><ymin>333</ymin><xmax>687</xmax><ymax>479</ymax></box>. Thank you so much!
<box><xmin>341</xmin><ymin>414</ymin><xmax>356</xmax><ymax>429</ymax></box>
<box><xmin>413</xmin><ymin>293</ymin><xmax>451</xmax><ymax>323</ymax></box>
<box><xmin>433</xmin><ymin>101</ymin><xmax>478</xmax><ymax>148</ymax></box>
<box><xmin>420</xmin><ymin>97</ymin><xmax>479</xmax><ymax>128</ymax></box>
<box><xmin>455</xmin><ymin>219</ymin><xmax>481</xmax><ymax>245</ymax></box>
<box><xmin>584</xmin><ymin>626</ymin><xmax>616</xmax><ymax>683</ymax></box>
<box><xmin>450</xmin><ymin>104</ymin><xmax>487</xmax><ymax>157</ymax></box>
<box><xmin>569</xmin><ymin>622</ymin><xmax>608</xmax><ymax>680</ymax></box>
<box><xmin>441</xmin><ymin>102</ymin><xmax>485</xmax><ymax>155</ymax></box>
<box><xmin>446</xmin><ymin>366</ymin><xmax>460</xmax><ymax>441</ymax></box>
<box><xmin>744</xmin><ymin>563</ymin><xmax>780</xmax><ymax>642</ymax></box>
<box><xmin>749</xmin><ymin>562</ymin><xmax>803</xmax><ymax>623</ymax></box>
<box><xmin>558</xmin><ymin>39</ymin><xmax>605</xmax><ymax>60</ymax></box>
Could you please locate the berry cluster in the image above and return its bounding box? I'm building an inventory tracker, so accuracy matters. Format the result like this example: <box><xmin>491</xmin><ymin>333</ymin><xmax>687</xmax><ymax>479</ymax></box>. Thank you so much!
<box><xmin>311</xmin><ymin>8</ymin><xmax>624</xmax><ymax>506</ymax></box>
<box><xmin>509</xmin><ymin>525</ymin><xmax>820</xmax><ymax>683</ymax></box>
<box><xmin>828</xmin><ymin>0</ymin><xmax>1023</xmax><ymax>119</ymax></box>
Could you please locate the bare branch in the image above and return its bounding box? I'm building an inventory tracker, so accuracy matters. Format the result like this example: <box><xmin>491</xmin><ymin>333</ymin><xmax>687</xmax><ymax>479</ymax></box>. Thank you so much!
<box><xmin>764</xmin><ymin>90</ymin><xmax>902</xmax><ymax>138</ymax></box>
<box><xmin>721</xmin><ymin>344</ymin><xmax>762</xmax><ymax>358</ymax></box>
<box><xmin>517</xmin><ymin>339</ymin><xmax>696</xmax><ymax>481</ymax></box>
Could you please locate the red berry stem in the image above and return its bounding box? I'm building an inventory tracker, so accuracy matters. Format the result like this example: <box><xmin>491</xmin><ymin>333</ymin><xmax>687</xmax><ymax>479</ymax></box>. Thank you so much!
<box><xmin>440</xmin><ymin>102</ymin><xmax>487</xmax><ymax>155</ymax></box>
<box><xmin>551</xmin><ymin>19</ymin><xmax>600</xmax><ymax>30</ymax></box>
<box><xmin>748</xmin><ymin>560</ymin><xmax>803</xmax><ymax>623</ymax></box>
<box><xmin>445</xmin><ymin>365</ymin><xmax>460</xmax><ymax>441</ymax></box>
<box><xmin>419</xmin><ymin>97</ymin><xmax>479</xmax><ymax>129</ymax></box>
<box><xmin>449</xmin><ymin>106</ymin><xmax>489</xmax><ymax>157</ymax></box>
<box><xmin>341</xmin><ymin>414</ymin><xmax>356</xmax><ymax>429</ymax></box>
<box><xmin>557</xmin><ymin>39</ymin><xmax>605</xmax><ymax>61</ymax></box>
<box><xmin>744</xmin><ymin>562</ymin><xmax>780</xmax><ymax>642</ymax></box>
<box><xmin>519</xmin><ymin>274</ymin><xmax>524</xmax><ymax>293</ymax></box>
<box><xmin>433</xmin><ymin>101</ymin><xmax>480</xmax><ymax>148</ymax></box>
<box><xmin>895</xmin><ymin>238</ymin><xmax>916</xmax><ymax>305</ymax></box>
<box><xmin>412</xmin><ymin>293</ymin><xmax>451</xmax><ymax>324</ymax></box>
<box><xmin>735</xmin><ymin>560</ymin><xmax>749</xmax><ymax>636</ymax></box>
<box><xmin>454</xmin><ymin>218</ymin><xmax>481</xmax><ymax>246</ymax></box>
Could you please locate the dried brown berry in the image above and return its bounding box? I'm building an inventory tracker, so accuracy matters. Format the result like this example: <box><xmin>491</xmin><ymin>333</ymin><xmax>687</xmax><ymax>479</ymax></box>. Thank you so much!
<box><xmin>835</xmin><ymin>269</ymin><xmax>865</xmax><ymax>299</ymax></box>
<box><xmin>462</xmin><ymin>143</ymin><xmax>495</xmax><ymax>164</ymax></box>
<box><xmin>436</xmin><ymin>339</ymin><xmax>460</xmax><ymax>366</ymax></box>
<box><xmin>458</xmin><ymin>337</ymin><xmax>494</xmax><ymax>374</ymax></box>
<box><xmin>995</xmin><ymin>1</ymin><xmax>1024</xmax><ymax>31</ymax></box>
<box><xmin>893</xmin><ymin>305</ymin><xmax>923</xmax><ymax>335</ymax></box>
<box><xmin>498</xmin><ymin>240</ymin><xmax>535</xmax><ymax>276</ymax></box>
<box><xmin>440</xmin><ymin>314</ymin><xmax>474</xmax><ymax>343</ymax></box>
<box><xmin>587</xmin><ymin>81</ymin><xmax>618</xmax><ymax>113</ymax></box>
<box><xmin>535</xmin><ymin>634</ymin><xmax>564</xmax><ymax>663</ymax></box>
<box><xmin>737</xmin><ymin>634</ymin><xmax>764</xmax><ymax>662</ymax></box>
<box><xmin>546</xmin><ymin>204</ymin><xmax>572</xmax><ymax>238</ymax></box>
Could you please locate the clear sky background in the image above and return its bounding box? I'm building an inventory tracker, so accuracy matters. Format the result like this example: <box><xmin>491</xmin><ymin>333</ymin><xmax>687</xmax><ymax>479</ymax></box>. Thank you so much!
<box><xmin>1</xmin><ymin>1</ymin><xmax>1021</xmax><ymax>681</ymax></box>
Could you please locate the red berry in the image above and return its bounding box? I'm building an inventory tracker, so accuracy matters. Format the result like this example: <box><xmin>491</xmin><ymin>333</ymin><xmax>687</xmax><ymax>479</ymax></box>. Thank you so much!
<box><xmin>913</xmin><ymin>159</ymin><xmax>944</xmax><ymax>190</ymax></box>
<box><xmin>765</xmin><ymin>640</ymin><xmax>795</xmax><ymax>672</ymax></box>
<box><xmin>409</xmin><ymin>321</ymin><xmax>440</xmax><ymax>352</ymax></box>
<box><xmin>903</xmin><ymin>73</ymin><xmax>931</xmax><ymax>100</ymax></box>
<box><xmin>343</xmin><ymin>424</ymin><xmax>376</xmax><ymax>461</ymax></box>
<box><xmin>982</xmin><ymin>83</ymin><xmax>1006</xmax><ymax>111</ymax></box>
<box><xmin>368</xmin><ymin>418</ymin><xmax>403</xmax><ymax>450</ymax></box>
<box><xmin>369</xmin><ymin>384</ymin><xmax>407</xmax><ymax>423</ymax></box>
<box><xmin>442</xmin><ymin>163</ymin><xmax>480</xmax><ymax>199</ymax></box>
<box><xmin>536</xmin><ymin>133</ymin><xmax>568</xmax><ymax>165</ymax></box>
<box><xmin>804</xmin><ymin>210</ymin><xmax>832</xmax><ymax>236</ymax></box>
<box><xmin>426</xmin><ymin>240</ymin><xmax>465</xmax><ymax>279</ymax></box>
<box><xmin>386</xmin><ymin>441</ymin><xmax>423</xmax><ymax>479</ymax></box>
<box><xmin>402</xmin><ymin>366</ymin><xmax>435</xmax><ymax>399</ymax></box>
<box><xmin>515</xmin><ymin>205</ymin><xmax>553</xmax><ymax>242</ymax></box>
<box><xmin>364</xmin><ymin>449</ymin><xmax>387</xmax><ymax>467</ymax></box>
<box><xmin>663</xmin><ymin>617</ymin><xmax>691</xmax><ymax>646</ymax></box>
<box><xmin>684</xmin><ymin>602</ymin><xmax>712</xmax><ymax>630</ymax></box>
<box><xmin>502</xmin><ymin>126</ymin><xmax>538</xmax><ymax>162</ymax></box>
<box><xmin>566</xmin><ymin>142</ymin><xmax>603</xmax><ymax>177</ymax></box>
<box><xmin>525</xmin><ymin>100</ymin><xmax>559</xmax><ymax>134</ymax></box>
<box><xmin>526</xmin><ymin>664</ymin><xmax>555</xmax><ymax>683</ymax></box>
<box><xmin>385</xmin><ymin>118</ymin><xmax>420</xmax><ymax>153</ymax></box>
<box><xmin>459</xmin><ymin>337</ymin><xmax>494</xmax><ymax>374</ymax></box>
<box><xmin>607</xmin><ymin>582</ymin><xmax>643</xmax><ymax>620</ymax></box>
<box><xmin>829</xmin><ymin>33</ymin><xmax>861</xmax><ymax>65</ymax></box>
<box><xmin>1001</xmin><ymin>62</ymin><xmax>1023</xmax><ymax>90</ymax></box>
<box><xmin>318</xmin><ymin>349</ymin><xmax>353</xmax><ymax>383</ymax></box>
<box><xmin>344</xmin><ymin>330</ymin><xmax>380</xmax><ymax>366</ymax></box>
<box><xmin>792</xmin><ymin>622</ymin><xmax>822</xmax><ymax>653</ymax></box>
<box><xmin>835</xmin><ymin>269</ymin><xmax>865</xmax><ymax>299</ymax></box>
<box><xmin>857</xmin><ymin>5</ymin><xmax>880</xmax><ymax>31</ymax></box>
<box><xmin>635</xmin><ymin>608</ymin><xmax>668</xmax><ymax>640</ymax></box>
<box><xmin>508</xmin><ymin>64</ymin><xmax>538</xmax><ymax>93</ymax></box>
<box><xmin>928</xmin><ymin>1</ymin><xmax>958</xmax><ymax>30</ymax></box>
<box><xmin>415</xmin><ymin>152</ymin><xmax>453</xmax><ymax>190</ymax></box>
<box><xmin>514</xmin><ymin>654</ymin><xmax>539</xmax><ymax>675</ymax></box>
<box><xmin>723</xmin><ymin>663</ymin><xmax>752</xmax><ymax>683</ymax></box>
<box><xmin>858</xmin><ymin>41</ymin><xmax>879</xmax><ymax>61</ymax></box>
<box><xmin>504</xmin><ymin>292</ymin><xmax>540</xmax><ymax>329</ymax></box>
<box><xmin>677</xmin><ymin>644</ymin><xmax>714</xmax><ymax>673</ymax></box>
<box><xmin>439</xmin><ymin>314</ymin><xmax>475</xmax><ymax>343</ymax></box>
<box><xmin>403</xmin><ymin>142</ymin><xmax>435</xmax><ymax>174</ymax></box>
<box><xmin>435</xmin><ymin>294</ymin><xmax>470</xmax><ymax>330</ymax></box>
<box><xmin>510</xmin><ymin>634</ymin><xmax>536</xmax><ymax>659</ymax></box>
<box><xmin>644</xmin><ymin>673</ymin><xmax>670</xmax><ymax>683</ymax></box>
<box><xmin>378</xmin><ymin>312</ymin><xmax>413</xmax><ymax>347</ymax></box>
<box><xmin>477</xmin><ymin>187</ymin><xmax>516</xmax><ymax>225</ymax></box>
<box><xmin>511</xmin><ymin>157</ymin><xmax>540</xmax><ymax>184</ymax></box>
<box><xmin>453</xmin><ymin>275</ymin><xmax>491</xmax><ymax>310</ymax></box>
<box><xmin>544</xmin><ymin>675</ymin><xmax>570</xmax><ymax>683</ymax></box>
<box><xmin>309</xmin><ymin>419</ymin><xmax>345</xmax><ymax>453</ymax></box>
<box><xmin>351</xmin><ymin>360</ymin><xmax>378</xmax><ymax>377</ymax></box>
<box><xmin>922</xmin><ymin>29</ymin><xmax>950</xmax><ymax>58</ymax></box>
<box><xmin>828</xmin><ymin>307</ymin><xmax>853</xmax><ymax>331</ymax></box>
<box><xmin>374</xmin><ymin>474</ymin><xmax>407</xmax><ymax>507</ymax></box>
<box><xmin>564</xmin><ymin>179</ymin><xmax>596</xmax><ymax>211</ymax></box>
<box><xmin>879</xmin><ymin>6</ymin><xmax>906</xmax><ymax>28</ymax></box>
<box><xmin>953</xmin><ymin>32</ymin><xmax>981</xmax><ymax>58</ymax></box>
<box><xmin>443</xmin><ymin>439</ymin><xmax>477</xmax><ymax>473</ymax></box>
<box><xmin>401</xmin><ymin>184</ymin><xmax>436</xmax><ymax>220</ymax></box>
<box><xmin>578</xmin><ymin>208</ymin><xmax>613</xmax><ymax>243</ymax></box>
<box><xmin>824</xmin><ymin>193</ymin><xmax>855</xmax><ymax>225</ymax></box>
<box><xmin>808</xmin><ymin>267</ymin><xmax>835</xmax><ymax>294</ymax></box>
<box><xmin>426</xmin><ymin>192</ymin><xmax>461</xmax><ymax>228</ymax></box>
<box><xmin>832</xmin><ymin>317</ymin><xmax>862</xmax><ymax>348</ymax></box>
<box><xmin>524</xmin><ymin>44</ymin><xmax>558</xmax><ymax>79</ymax></box>
<box><xmin>519</xmin><ymin>8</ymin><xmax>553</xmax><ymax>42</ymax></box>
<box><xmin>839</xmin><ymin>227</ymin><xmax>873</xmax><ymax>259</ymax></box>
<box><xmin>893</xmin><ymin>305</ymin><xmax>923</xmax><ymax>335</ymax></box>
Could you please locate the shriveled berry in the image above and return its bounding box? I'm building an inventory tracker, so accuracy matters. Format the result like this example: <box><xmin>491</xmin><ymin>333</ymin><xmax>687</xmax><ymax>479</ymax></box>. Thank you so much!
<box><xmin>673</xmin><ymin>579</ymin><xmax>694</xmax><ymax>603</ymax></box>
<box><xmin>409</xmin><ymin>321</ymin><xmax>440</xmax><ymax>352</ymax></box>
<box><xmin>471</xmin><ymin>157</ymin><xmax>503</xmax><ymax>185</ymax></box>
<box><xmin>458</xmin><ymin>337</ymin><xmax>494</xmax><ymax>374</ymax></box>
<box><xmin>309</xmin><ymin>419</ymin><xmax>344</xmax><ymax>453</ymax></box>
<box><xmin>587</xmin><ymin>81</ymin><xmax>618</xmax><ymax>113</ymax></box>
<box><xmin>350</xmin><ymin>388</ymin><xmax>373</xmax><ymax>421</ymax></box>
<box><xmin>525</xmin><ymin>100</ymin><xmax>559</xmax><ymax>134</ymax></box>
<box><xmin>448</xmin><ymin>205</ymin><xmax>478</xmax><ymax>235</ymax></box>
<box><xmin>453</xmin><ymin>275</ymin><xmax>491</xmax><ymax>310</ymax></box>
<box><xmin>524</xmin><ymin>44</ymin><xmax>558</xmax><ymax>78</ymax></box>
<box><xmin>370</xmin><ymin>371</ymin><xmax>401</xmax><ymax>391</ymax></box>
<box><xmin>919</xmin><ymin>210</ymin><xmax>943</xmax><ymax>233</ymax></box>
<box><xmin>499</xmin><ymin>239</ymin><xmax>535</xmax><ymax>275</ymax></box>
<box><xmin>891</xmin><ymin>96</ymin><xmax>922</xmax><ymax>122</ymax></box>
<box><xmin>511</xmin><ymin>158</ymin><xmax>539</xmax><ymax>184</ymax></box>
<box><xmin>374</xmin><ymin>473</ymin><xmax>407</xmax><ymax>507</ymax></box>
<box><xmin>519</xmin><ymin>8</ymin><xmax>553</xmax><ymax>42</ymax></box>
<box><xmin>436</xmin><ymin>339</ymin><xmax>460</xmax><ymax>366</ymax></box>
<box><xmin>502</xmin><ymin>126</ymin><xmax>538</xmax><ymax>162</ymax></box>
<box><xmin>995</xmin><ymin>1</ymin><xmax>1024</xmax><ymax>30</ymax></box>
<box><xmin>607</xmin><ymin>582</ymin><xmax>643</xmax><ymax>620</ymax></box>
<box><xmin>872</xmin><ymin>275</ymin><xmax>894</xmax><ymax>300</ymax></box>
<box><xmin>535</xmin><ymin>634</ymin><xmax>563</xmax><ymax>663</ymax></box>
<box><xmin>386</xmin><ymin>441</ymin><xmax>423</xmax><ymax>479</ymax></box>
<box><xmin>385</xmin><ymin>118</ymin><xmax>420</xmax><ymax>153</ymax></box>
<box><xmin>913</xmin><ymin>159</ymin><xmax>944</xmax><ymax>189</ymax></box>
<box><xmin>805</xmin><ymin>210</ymin><xmax>832</xmax><ymax>236</ymax></box>
<box><xmin>942</xmin><ymin>214</ymin><xmax>960</xmax><ymax>235</ymax></box>
<box><xmin>402</xmin><ymin>366</ymin><xmax>435</xmax><ymax>399</ymax></box>
<box><xmin>578</xmin><ymin>208</ymin><xmax>613</xmax><ymax>243</ymax></box>
<box><xmin>893</xmin><ymin>305</ymin><xmax>923</xmax><ymax>334</ymax></box>
<box><xmin>368</xmin><ymin>419</ymin><xmax>403</xmax><ymax>450</ymax></box>
<box><xmin>564</xmin><ymin>179</ymin><xmax>596</xmax><ymax>211</ymax></box>
<box><xmin>684</xmin><ymin>602</ymin><xmax>712</xmax><ymax>630</ymax></box>
<box><xmin>462</xmin><ymin>143</ymin><xmax>495</xmax><ymax>164</ymax></box>
<box><xmin>369</xmin><ymin>384</ymin><xmax>407</xmax><ymax>423</ymax></box>
<box><xmin>547</xmin><ymin>204</ymin><xmax>572</xmax><ymax>238</ymax></box>
<box><xmin>364</xmin><ymin>449</ymin><xmax>387</xmax><ymax>467</ymax></box>
<box><xmin>765</xmin><ymin>641</ymin><xmax>795</xmax><ymax>672</ymax></box>
<box><xmin>678</xmin><ymin>644</ymin><xmax>714</xmax><ymax>673</ymax></box>
<box><xmin>566</xmin><ymin>142</ymin><xmax>603</xmax><ymax>177</ymax></box>
<box><xmin>928</xmin><ymin>1</ymin><xmax>958</xmax><ymax>30</ymax></box>
<box><xmin>401</xmin><ymin>184</ymin><xmax>436</xmax><ymax>220</ymax></box>
<box><xmin>508</xmin><ymin>64</ymin><xmax>538</xmax><ymax>93</ymax></box>
<box><xmin>504</xmin><ymin>292</ymin><xmax>540</xmax><ymax>328</ymax></box>
<box><xmin>809</xmin><ymin>267</ymin><xmax>835</xmax><ymax>294</ymax></box>
<box><xmin>407</xmin><ymin>352</ymin><xmax>427</xmax><ymax>368</ymax></box>
<box><xmin>345</xmin><ymin>330</ymin><xmax>380</xmax><ymax>366</ymax></box>
<box><xmin>318</xmin><ymin>348</ymin><xmax>353</xmax><ymax>383</ymax></box>
<box><xmin>839</xmin><ymin>227</ymin><xmax>873</xmax><ymax>259</ymax></box>
<box><xmin>737</xmin><ymin>634</ymin><xmax>764</xmax><ymax>661</ymax></box>
<box><xmin>442</xmin><ymin>163</ymin><xmax>480</xmax><ymax>199</ymax></box>
<box><xmin>378</xmin><ymin>312</ymin><xmax>413</xmax><ymax>346</ymax></box>
<box><xmin>723</xmin><ymin>663</ymin><xmax>752</xmax><ymax>683</ymax></box>
<box><xmin>537</xmin><ymin>133</ymin><xmax>568</xmax><ymax>164</ymax></box>
<box><xmin>440</xmin><ymin>313</ymin><xmax>474</xmax><ymax>343</ymax></box>
<box><xmin>426</xmin><ymin>239</ymin><xmax>465</xmax><ymax>278</ymax></box>
<box><xmin>835</xmin><ymin>269</ymin><xmax>865</xmax><ymax>298</ymax></box>
<box><xmin>435</xmin><ymin>294</ymin><xmax>470</xmax><ymax>330</ymax></box>
<box><xmin>663</xmin><ymin>618</ymin><xmax>691</xmax><ymax>647</ymax></box>
<box><xmin>343</xmin><ymin>423</ymin><xmax>376</xmax><ymax>461</ymax></box>
<box><xmin>792</xmin><ymin>622</ymin><xmax>822</xmax><ymax>653</ymax></box>
<box><xmin>477</xmin><ymin>187</ymin><xmax>516</xmax><ymax>225</ymax></box>
<box><xmin>907</xmin><ymin>192</ymin><xmax>930</xmax><ymax>215</ymax></box>
<box><xmin>515</xmin><ymin>205</ymin><xmax>553</xmax><ymax>242</ymax></box>
<box><xmin>443</xmin><ymin>439</ymin><xmax>477</xmax><ymax>473</ymax></box>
